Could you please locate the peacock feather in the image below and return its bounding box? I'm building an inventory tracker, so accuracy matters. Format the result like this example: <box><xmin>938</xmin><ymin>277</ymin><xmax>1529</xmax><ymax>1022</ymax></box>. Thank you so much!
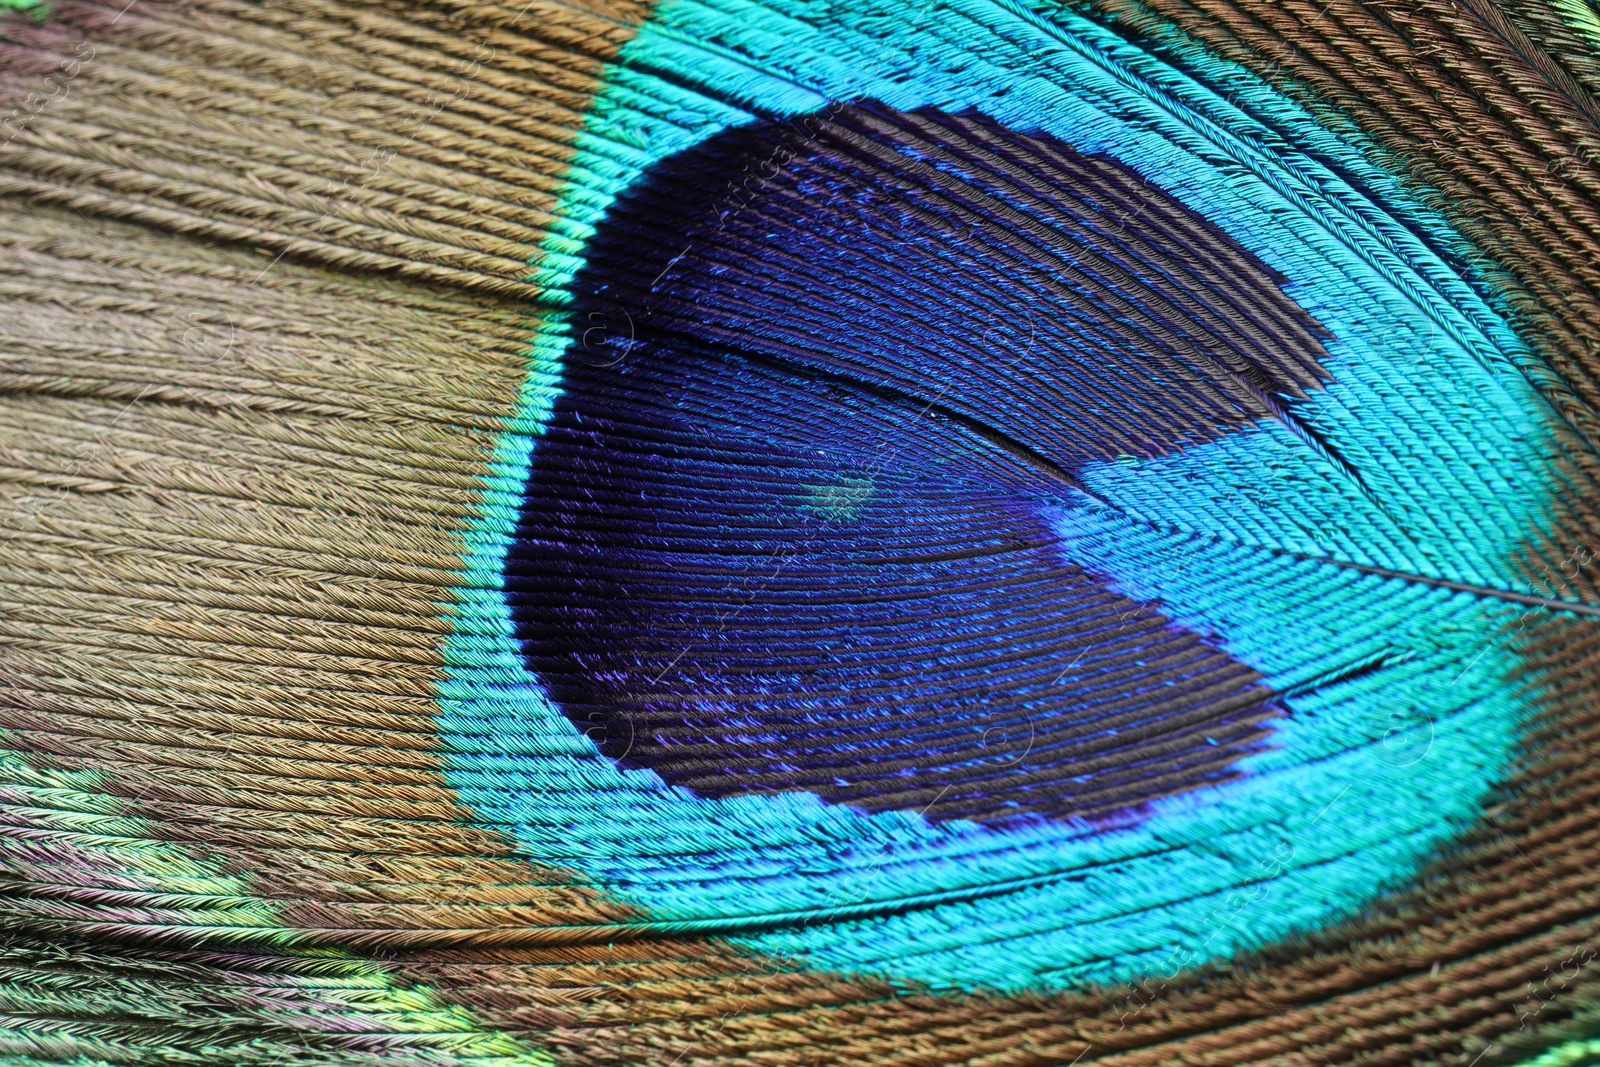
<box><xmin>0</xmin><ymin>0</ymin><xmax>1599</xmax><ymax>1062</ymax></box>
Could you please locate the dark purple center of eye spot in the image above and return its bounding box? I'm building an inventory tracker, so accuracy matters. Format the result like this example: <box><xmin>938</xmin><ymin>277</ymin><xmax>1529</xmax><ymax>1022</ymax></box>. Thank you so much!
<box><xmin>505</xmin><ymin>101</ymin><xmax>1333</xmax><ymax>826</ymax></box>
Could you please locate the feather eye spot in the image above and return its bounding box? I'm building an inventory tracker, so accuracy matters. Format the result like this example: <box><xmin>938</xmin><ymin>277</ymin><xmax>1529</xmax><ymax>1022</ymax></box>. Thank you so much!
<box><xmin>505</xmin><ymin>101</ymin><xmax>1338</xmax><ymax>827</ymax></box>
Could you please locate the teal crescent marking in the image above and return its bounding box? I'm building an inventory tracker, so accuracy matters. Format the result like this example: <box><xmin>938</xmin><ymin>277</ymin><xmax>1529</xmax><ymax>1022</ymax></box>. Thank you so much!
<box><xmin>437</xmin><ymin>0</ymin><xmax>1569</xmax><ymax>993</ymax></box>
<box><xmin>1516</xmin><ymin>1038</ymin><xmax>1600</xmax><ymax>1067</ymax></box>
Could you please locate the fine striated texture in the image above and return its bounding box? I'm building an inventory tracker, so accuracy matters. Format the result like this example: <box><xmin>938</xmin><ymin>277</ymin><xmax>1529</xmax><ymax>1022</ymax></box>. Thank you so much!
<box><xmin>513</xmin><ymin>102</ymin><xmax>1326</xmax><ymax>824</ymax></box>
<box><xmin>0</xmin><ymin>0</ymin><xmax>1599</xmax><ymax>1064</ymax></box>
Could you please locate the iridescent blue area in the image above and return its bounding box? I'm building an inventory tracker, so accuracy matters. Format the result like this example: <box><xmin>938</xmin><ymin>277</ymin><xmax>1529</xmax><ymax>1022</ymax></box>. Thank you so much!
<box><xmin>507</xmin><ymin>105</ymin><xmax>1314</xmax><ymax>825</ymax></box>
<box><xmin>437</xmin><ymin>0</ymin><xmax>1562</xmax><ymax>994</ymax></box>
